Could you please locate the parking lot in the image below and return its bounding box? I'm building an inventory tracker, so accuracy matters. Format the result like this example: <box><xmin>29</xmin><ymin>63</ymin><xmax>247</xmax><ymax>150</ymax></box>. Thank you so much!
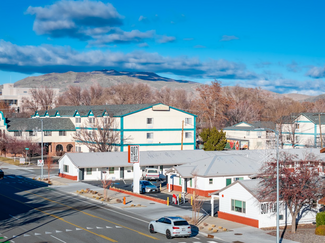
<box><xmin>84</xmin><ymin>179</ymin><xmax>218</xmax><ymax>216</ymax></box>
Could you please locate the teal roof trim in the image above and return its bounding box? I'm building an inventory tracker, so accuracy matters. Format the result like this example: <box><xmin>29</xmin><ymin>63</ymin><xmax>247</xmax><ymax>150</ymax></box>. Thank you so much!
<box><xmin>169</xmin><ymin>106</ymin><xmax>197</xmax><ymax>117</ymax></box>
<box><xmin>0</xmin><ymin>111</ymin><xmax>8</xmax><ymax>129</ymax></box>
<box><xmin>120</xmin><ymin>104</ymin><xmax>158</xmax><ymax>117</ymax></box>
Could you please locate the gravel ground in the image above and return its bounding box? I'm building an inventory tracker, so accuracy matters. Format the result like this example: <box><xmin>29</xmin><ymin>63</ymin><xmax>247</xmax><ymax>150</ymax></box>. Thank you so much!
<box><xmin>268</xmin><ymin>227</ymin><xmax>325</xmax><ymax>243</ymax></box>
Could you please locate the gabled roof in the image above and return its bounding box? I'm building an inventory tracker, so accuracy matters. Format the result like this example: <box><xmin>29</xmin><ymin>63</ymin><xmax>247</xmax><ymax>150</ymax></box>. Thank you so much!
<box><xmin>6</xmin><ymin>118</ymin><xmax>76</xmax><ymax>131</ymax></box>
<box><xmin>278</xmin><ymin>113</ymin><xmax>325</xmax><ymax>125</ymax></box>
<box><xmin>223</xmin><ymin>121</ymin><xmax>276</xmax><ymax>131</ymax></box>
<box><xmin>33</xmin><ymin>103</ymin><xmax>196</xmax><ymax>118</ymax></box>
<box><xmin>212</xmin><ymin>179</ymin><xmax>262</xmax><ymax>200</ymax></box>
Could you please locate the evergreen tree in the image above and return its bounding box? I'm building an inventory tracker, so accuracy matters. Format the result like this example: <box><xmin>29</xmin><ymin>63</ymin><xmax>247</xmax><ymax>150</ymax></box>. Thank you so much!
<box><xmin>200</xmin><ymin>127</ymin><xmax>226</xmax><ymax>151</ymax></box>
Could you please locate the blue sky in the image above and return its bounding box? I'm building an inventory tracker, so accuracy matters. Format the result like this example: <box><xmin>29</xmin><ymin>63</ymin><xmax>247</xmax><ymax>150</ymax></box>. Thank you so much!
<box><xmin>1</xmin><ymin>0</ymin><xmax>325</xmax><ymax>95</ymax></box>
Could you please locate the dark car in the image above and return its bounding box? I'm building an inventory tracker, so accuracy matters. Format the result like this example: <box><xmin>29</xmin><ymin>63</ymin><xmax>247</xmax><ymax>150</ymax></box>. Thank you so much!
<box><xmin>0</xmin><ymin>169</ymin><xmax>4</xmax><ymax>180</ymax></box>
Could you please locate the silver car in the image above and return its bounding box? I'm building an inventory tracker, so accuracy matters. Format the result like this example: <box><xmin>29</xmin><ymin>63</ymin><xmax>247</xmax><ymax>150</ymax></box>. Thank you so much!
<box><xmin>148</xmin><ymin>216</ymin><xmax>191</xmax><ymax>239</ymax></box>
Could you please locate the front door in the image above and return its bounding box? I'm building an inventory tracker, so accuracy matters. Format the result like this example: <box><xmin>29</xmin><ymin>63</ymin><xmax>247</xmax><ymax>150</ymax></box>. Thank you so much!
<box><xmin>79</xmin><ymin>168</ymin><xmax>84</xmax><ymax>181</ymax></box>
<box><xmin>120</xmin><ymin>167</ymin><xmax>124</xmax><ymax>179</ymax></box>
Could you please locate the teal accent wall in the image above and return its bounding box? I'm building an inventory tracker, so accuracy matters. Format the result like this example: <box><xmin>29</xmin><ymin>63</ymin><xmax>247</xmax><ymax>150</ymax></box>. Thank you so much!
<box><xmin>120</xmin><ymin>117</ymin><xmax>124</xmax><ymax>152</ymax></box>
<box><xmin>194</xmin><ymin>116</ymin><xmax>196</xmax><ymax>150</ymax></box>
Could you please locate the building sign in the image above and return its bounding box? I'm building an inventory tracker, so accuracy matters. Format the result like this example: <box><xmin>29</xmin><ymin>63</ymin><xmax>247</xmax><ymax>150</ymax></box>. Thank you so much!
<box><xmin>128</xmin><ymin>145</ymin><xmax>140</xmax><ymax>163</ymax></box>
<box><xmin>260</xmin><ymin>202</ymin><xmax>277</xmax><ymax>214</ymax></box>
<box><xmin>152</xmin><ymin>104</ymin><xmax>170</xmax><ymax>111</ymax></box>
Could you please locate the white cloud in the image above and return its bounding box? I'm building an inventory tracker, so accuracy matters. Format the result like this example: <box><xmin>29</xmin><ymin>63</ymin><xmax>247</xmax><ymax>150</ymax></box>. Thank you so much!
<box><xmin>220</xmin><ymin>35</ymin><xmax>239</xmax><ymax>41</ymax></box>
<box><xmin>158</xmin><ymin>36</ymin><xmax>176</xmax><ymax>43</ymax></box>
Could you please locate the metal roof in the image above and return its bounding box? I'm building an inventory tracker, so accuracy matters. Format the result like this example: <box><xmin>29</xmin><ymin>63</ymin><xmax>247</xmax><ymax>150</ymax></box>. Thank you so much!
<box><xmin>223</xmin><ymin>121</ymin><xmax>276</xmax><ymax>131</ymax></box>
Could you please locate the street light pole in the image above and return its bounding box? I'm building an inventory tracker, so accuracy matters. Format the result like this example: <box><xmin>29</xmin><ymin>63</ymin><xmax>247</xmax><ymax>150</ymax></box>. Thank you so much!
<box><xmin>41</xmin><ymin>119</ymin><xmax>43</xmax><ymax>180</ymax></box>
<box><xmin>275</xmin><ymin>130</ymin><xmax>279</xmax><ymax>243</ymax></box>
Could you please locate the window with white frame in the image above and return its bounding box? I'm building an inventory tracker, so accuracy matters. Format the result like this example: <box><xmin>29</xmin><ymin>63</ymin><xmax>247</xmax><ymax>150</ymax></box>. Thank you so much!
<box><xmin>295</xmin><ymin>123</ymin><xmax>300</xmax><ymax>129</ymax></box>
<box><xmin>185</xmin><ymin>132</ymin><xmax>192</xmax><ymax>139</ymax></box>
<box><xmin>44</xmin><ymin>131</ymin><xmax>52</xmax><ymax>136</ymax></box>
<box><xmin>185</xmin><ymin>118</ymin><xmax>192</xmax><ymax>125</ymax></box>
<box><xmin>75</xmin><ymin>117</ymin><xmax>81</xmax><ymax>124</ymax></box>
<box><xmin>86</xmin><ymin>168</ymin><xmax>92</xmax><ymax>175</ymax></box>
<box><xmin>246</xmin><ymin>131</ymin><xmax>250</xmax><ymax>136</ymax></box>
<box><xmin>75</xmin><ymin>146</ymin><xmax>81</xmax><ymax>152</ymax></box>
<box><xmin>257</xmin><ymin>131</ymin><xmax>262</xmax><ymax>138</ymax></box>
<box><xmin>89</xmin><ymin>117</ymin><xmax>95</xmax><ymax>124</ymax></box>
<box><xmin>209</xmin><ymin>178</ymin><xmax>213</xmax><ymax>184</ymax></box>
<box><xmin>231</xmin><ymin>199</ymin><xmax>246</xmax><ymax>213</ymax></box>
<box><xmin>104</xmin><ymin>117</ymin><xmax>110</xmax><ymax>124</ymax></box>
<box><xmin>59</xmin><ymin>131</ymin><xmax>66</xmax><ymax>136</ymax></box>
<box><xmin>14</xmin><ymin>131</ymin><xmax>22</xmax><ymax>136</ymax></box>
<box><xmin>29</xmin><ymin>131</ymin><xmax>36</xmax><ymax>136</ymax></box>
<box><xmin>147</xmin><ymin>118</ymin><xmax>153</xmax><ymax>125</ymax></box>
<box><xmin>63</xmin><ymin>165</ymin><xmax>69</xmax><ymax>173</ymax></box>
<box><xmin>147</xmin><ymin>132</ymin><xmax>153</xmax><ymax>139</ymax></box>
<box><xmin>286</xmin><ymin>135</ymin><xmax>290</xmax><ymax>141</ymax></box>
<box><xmin>295</xmin><ymin>135</ymin><xmax>300</xmax><ymax>143</ymax></box>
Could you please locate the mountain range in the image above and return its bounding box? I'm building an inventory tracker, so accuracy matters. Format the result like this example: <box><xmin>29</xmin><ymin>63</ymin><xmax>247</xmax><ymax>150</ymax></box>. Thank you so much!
<box><xmin>10</xmin><ymin>70</ymin><xmax>322</xmax><ymax>102</ymax></box>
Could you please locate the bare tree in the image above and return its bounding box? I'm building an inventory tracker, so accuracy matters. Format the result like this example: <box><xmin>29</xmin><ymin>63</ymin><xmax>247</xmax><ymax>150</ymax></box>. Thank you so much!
<box><xmin>22</xmin><ymin>87</ymin><xmax>56</xmax><ymax>112</ymax></box>
<box><xmin>101</xmin><ymin>174</ymin><xmax>112</xmax><ymax>201</ymax></box>
<box><xmin>73</xmin><ymin>117</ymin><xmax>126</xmax><ymax>152</ymax></box>
<box><xmin>191</xmin><ymin>174</ymin><xmax>204</xmax><ymax>225</ymax></box>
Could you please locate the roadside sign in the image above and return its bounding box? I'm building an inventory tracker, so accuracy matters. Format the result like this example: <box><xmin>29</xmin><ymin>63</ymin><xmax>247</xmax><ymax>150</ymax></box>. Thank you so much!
<box><xmin>37</xmin><ymin>159</ymin><xmax>44</xmax><ymax>166</ymax></box>
<box><xmin>19</xmin><ymin>158</ymin><xmax>25</xmax><ymax>164</ymax></box>
<box><xmin>25</xmin><ymin>148</ymin><xmax>29</xmax><ymax>150</ymax></box>
<box><xmin>128</xmin><ymin>145</ymin><xmax>140</xmax><ymax>163</ymax></box>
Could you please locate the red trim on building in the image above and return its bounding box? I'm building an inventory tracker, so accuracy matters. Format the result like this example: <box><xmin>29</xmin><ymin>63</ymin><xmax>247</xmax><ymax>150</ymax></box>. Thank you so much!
<box><xmin>109</xmin><ymin>187</ymin><xmax>167</xmax><ymax>204</ymax></box>
<box><xmin>218</xmin><ymin>211</ymin><xmax>259</xmax><ymax>228</ymax></box>
<box><xmin>58</xmin><ymin>173</ymin><xmax>77</xmax><ymax>181</ymax></box>
<box><xmin>167</xmin><ymin>184</ymin><xmax>218</xmax><ymax>197</ymax></box>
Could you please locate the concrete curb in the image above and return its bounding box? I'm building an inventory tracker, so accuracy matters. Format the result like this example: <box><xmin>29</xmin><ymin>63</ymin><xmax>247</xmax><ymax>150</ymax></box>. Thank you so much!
<box><xmin>109</xmin><ymin>187</ymin><xmax>167</xmax><ymax>204</ymax></box>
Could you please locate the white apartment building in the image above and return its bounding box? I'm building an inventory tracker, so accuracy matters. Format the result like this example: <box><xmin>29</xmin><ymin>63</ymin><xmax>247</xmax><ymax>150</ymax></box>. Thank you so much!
<box><xmin>0</xmin><ymin>83</ymin><xmax>59</xmax><ymax>110</ymax></box>
<box><xmin>223</xmin><ymin>121</ymin><xmax>276</xmax><ymax>150</ymax></box>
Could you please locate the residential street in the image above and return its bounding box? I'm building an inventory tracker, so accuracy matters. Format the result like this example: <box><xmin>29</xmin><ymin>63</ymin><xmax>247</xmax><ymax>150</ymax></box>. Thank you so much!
<box><xmin>0</xmin><ymin>168</ymin><xmax>224</xmax><ymax>243</ymax></box>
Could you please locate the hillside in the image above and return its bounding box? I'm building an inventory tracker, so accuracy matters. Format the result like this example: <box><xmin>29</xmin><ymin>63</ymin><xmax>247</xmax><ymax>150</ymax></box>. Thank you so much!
<box><xmin>13</xmin><ymin>70</ymin><xmax>201</xmax><ymax>92</ymax></box>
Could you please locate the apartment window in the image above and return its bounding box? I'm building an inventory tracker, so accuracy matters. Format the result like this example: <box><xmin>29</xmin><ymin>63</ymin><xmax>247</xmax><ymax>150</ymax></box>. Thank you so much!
<box><xmin>75</xmin><ymin>146</ymin><xmax>81</xmax><ymax>152</ymax></box>
<box><xmin>295</xmin><ymin>135</ymin><xmax>300</xmax><ymax>143</ymax></box>
<box><xmin>257</xmin><ymin>131</ymin><xmax>262</xmax><ymax>138</ymax></box>
<box><xmin>209</xmin><ymin>178</ymin><xmax>213</xmax><ymax>185</ymax></box>
<box><xmin>147</xmin><ymin>118</ymin><xmax>153</xmax><ymax>125</ymax></box>
<box><xmin>295</xmin><ymin>123</ymin><xmax>300</xmax><ymax>129</ymax></box>
<box><xmin>246</xmin><ymin>131</ymin><xmax>250</xmax><ymax>136</ymax></box>
<box><xmin>179</xmin><ymin>177</ymin><xmax>182</xmax><ymax>185</ymax></box>
<box><xmin>231</xmin><ymin>199</ymin><xmax>246</xmax><ymax>213</ymax></box>
<box><xmin>63</xmin><ymin>165</ymin><xmax>69</xmax><ymax>173</ymax></box>
<box><xmin>89</xmin><ymin>131</ymin><xmax>95</xmax><ymax>136</ymax></box>
<box><xmin>104</xmin><ymin>117</ymin><xmax>110</xmax><ymax>124</ymax></box>
<box><xmin>86</xmin><ymin>168</ymin><xmax>92</xmax><ymax>175</ymax></box>
<box><xmin>44</xmin><ymin>131</ymin><xmax>52</xmax><ymax>136</ymax></box>
<box><xmin>89</xmin><ymin>117</ymin><xmax>95</xmax><ymax>123</ymax></box>
<box><xmin>185</xmin><ymin>118</ymin><xmax>192</xmax><ymax>125</ymax></box>
<box><xmin>29</xmin><ymin>131</ymin><xmax>36</xmax><ymax>136</ymax></box>
<box><xmin>185</xmin><ymin>132</ymin><xmax>192</xmax><ymax>139</ymax></box>
<box><xmin>59</xmin><ymin>131</ymin><xmax>66</xmax><ymax>136</ymax></box>
<box><xmin>234</xmin><ymin>177</ymin><xmax>244</xmax><ymax>181</ymax></box>
<box><xmin>14</xmin><ymin>131</ymin><xmax>22</xmax><ymax>137</ymax></box>
<box><xmin>190</xmin><ymin>178</ymin><xmax>192</xmax><ymax>187</ymax></box>
<box><xmin>147</xmin><ymin>132</ymin><xmax>153</xmax><ymax>139</ymax></box>
<box><xmin>75</xmin><ymin>117</ymin><xmax>81</xmax><ymax>124</ymax></box>
<box><xmin>286</xmin><ymin>135</ymin><xmax>290</xmax><ymax>141</ymax></box>
<box><xmin>109</xmin><ymin>167</ymin><xmax>114</xmax><ymax>174</ymax></box>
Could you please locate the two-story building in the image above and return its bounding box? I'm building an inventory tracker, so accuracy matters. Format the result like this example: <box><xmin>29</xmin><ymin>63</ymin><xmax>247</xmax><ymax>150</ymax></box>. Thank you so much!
<box><xmin>223</xmin><ymin>121</ymin><xmax>276</xmax><ymax>150</ymax></box>
<box><xmin>29</xmin><ymin>103</ymin><xmax>196</xmax><ymax>154</ymax></box>
<box><xmin>279</xmin><ymin>113</ymin><xmax>325</xmax><ymax>148</ymax></box>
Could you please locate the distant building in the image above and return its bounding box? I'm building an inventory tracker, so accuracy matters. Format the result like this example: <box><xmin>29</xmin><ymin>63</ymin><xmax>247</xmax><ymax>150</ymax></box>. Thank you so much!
<box><xmin>223</xmin><ymin>121</ymin><xmax>276</xmax><ymax>150</ymax></box>
<box><xmin>0</xmin><ymin>83</ymin><xmax>59</xmax><ymax>110</ymax></box>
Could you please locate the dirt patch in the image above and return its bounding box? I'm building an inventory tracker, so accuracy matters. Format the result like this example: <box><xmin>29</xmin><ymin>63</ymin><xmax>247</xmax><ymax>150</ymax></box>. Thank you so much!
<box><xmin>267</xmin><ymin>225</ymin><xmax>325</xmax><ymax>243</ymax></box>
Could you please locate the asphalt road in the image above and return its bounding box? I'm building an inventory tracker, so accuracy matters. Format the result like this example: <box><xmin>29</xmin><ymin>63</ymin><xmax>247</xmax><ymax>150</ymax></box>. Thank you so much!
<box><xmin>0</xmin><ymin>169</ymin><xmax>223</xmax><ymax>243</ymax></box>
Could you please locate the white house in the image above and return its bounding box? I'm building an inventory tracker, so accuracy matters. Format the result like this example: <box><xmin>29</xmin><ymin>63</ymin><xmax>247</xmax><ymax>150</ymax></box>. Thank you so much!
<box><xmin>32</xmin><ymin>103</ymin><xmax>196</xmax><ymax>153</ymax></box>
<box><xmin>214</xmin><ymin>179</ymin><xmax>319</xmax><ymax>228</ymax></box>
<box><xmin>223</xmin><ymin>121</ymin><xmax>276</xmax><ymax>150</ymax></box>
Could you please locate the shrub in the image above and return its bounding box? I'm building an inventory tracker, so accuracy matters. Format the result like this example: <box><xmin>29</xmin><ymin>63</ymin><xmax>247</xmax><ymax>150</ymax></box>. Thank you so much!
<box><xmin>316</xmin><ymin>212</ymin><xmax>325</xmax><ymax>227</ymax></box>
<box><xmin>315</xmin><ymin>225</ymin><xmax>325</xmax><ymax>235</ymax></box>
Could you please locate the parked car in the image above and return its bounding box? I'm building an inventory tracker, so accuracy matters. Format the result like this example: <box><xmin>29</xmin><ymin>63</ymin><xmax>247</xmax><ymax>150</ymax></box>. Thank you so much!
<box><xmin>0</xmin><ymin>169</ymin><xmax>4</xmax><ymax>180</ymax></box>
<box><xmin>142</xmin><ymin>168</ymin><xmax>160</xmax><ymax>180</ymax></box>
<box><xmin>148</xmin><ymin>216</ymin><xmax>191</xmax><ymax>239</ymax></box>
<box><xmin>131</xmin><ymin>180</ymin><xmax>160</xmax><ymax>194</ymax></box>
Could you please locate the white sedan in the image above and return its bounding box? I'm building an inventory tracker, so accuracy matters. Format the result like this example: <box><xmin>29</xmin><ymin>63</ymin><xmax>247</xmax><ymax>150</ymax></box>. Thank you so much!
<box><xmin>148</xmin><ymin>216</ymin><xmax>191</xmax><ymax>239</ymax></box>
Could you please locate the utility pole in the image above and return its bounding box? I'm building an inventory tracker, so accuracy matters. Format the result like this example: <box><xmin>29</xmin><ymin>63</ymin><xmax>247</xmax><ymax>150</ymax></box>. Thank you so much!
<box><xmin>319</xmin><ymin>114</ymin><xmax>323</xmax><ymax>148</ymax></box>
<box><xmin>181</xmin><ymin>120</ymin><xmax>184</xmax><ymax>150</ymax></box>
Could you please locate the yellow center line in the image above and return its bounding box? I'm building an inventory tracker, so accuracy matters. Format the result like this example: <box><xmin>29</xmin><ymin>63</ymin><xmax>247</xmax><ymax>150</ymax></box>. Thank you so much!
<box><xmin>27</xmin><ymin>190</ymin><xmax>159</xmax><ymax>240</ymax></box>
<box><xmin>0</xmin><ymin>193</ymin><xmax>117</xmax><ymax>242</ymax></box>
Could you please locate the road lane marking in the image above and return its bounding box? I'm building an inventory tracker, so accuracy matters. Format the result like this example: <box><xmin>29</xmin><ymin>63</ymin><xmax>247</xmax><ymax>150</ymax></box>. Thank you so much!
<box><xmin>51</xmin><ymin>235</ymin><xmax>67</xmax><ymax>243</ymax></box>
<box><xmin>56</xmin><ymin>230</ymin><xmax>62</xmax><ymax>233</ymax></box>
<box><xmin>0</xmin><ymin>193</ymin><xmax>117</xmax><ymax>242</ymax></box>
<box><xmin>76</xmin><ymin>228</ymin><xmax>82</xmax><ymax>230</ymax></box>
<box><xmin>28</xmin><ymin>191</ymin><xmax>158</xmax><ymax>240</ymax></box>
<box><xmin>66</xmin><ymin>229</ymin><xmax>72</xmax><ymax>232</ymax></box>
